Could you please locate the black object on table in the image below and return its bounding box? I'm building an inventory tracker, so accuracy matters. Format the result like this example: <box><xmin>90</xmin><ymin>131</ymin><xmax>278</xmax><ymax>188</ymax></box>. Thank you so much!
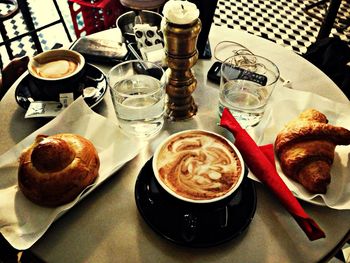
<box><xmin>189</xmin><ymin>0</ymin><xmax>219</xmax><ymax>59</ymax></box>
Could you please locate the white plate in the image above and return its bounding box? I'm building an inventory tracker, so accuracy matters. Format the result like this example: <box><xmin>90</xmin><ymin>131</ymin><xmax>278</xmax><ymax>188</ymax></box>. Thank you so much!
<box><xmin>248</xmin><ymin>86</ymin><xmax>350</xmax><ymax>209</ymax></box>
<box><xmin>0</xmin><ymin>97</ymin><xmax>142</xmax><ymax>250</ymax></box>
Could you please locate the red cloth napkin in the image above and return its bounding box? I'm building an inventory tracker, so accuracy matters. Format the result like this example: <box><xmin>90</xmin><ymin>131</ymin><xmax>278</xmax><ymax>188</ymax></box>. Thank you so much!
<box><xmin>220</xmin><ymin>108</ymin><xmax>325</xmax><ymax>241</ymax></box>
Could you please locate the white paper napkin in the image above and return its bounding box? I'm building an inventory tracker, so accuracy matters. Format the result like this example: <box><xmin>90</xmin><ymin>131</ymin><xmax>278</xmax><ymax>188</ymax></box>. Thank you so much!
<box><xmin>249</xmin><ymin>86</ymin><xmax>350</xmax><ymax>209</ymax></box>
<box><xmin>0</xmin><ymin>97</ymin><xmax>142</xmax><ymax>250</ymax></box>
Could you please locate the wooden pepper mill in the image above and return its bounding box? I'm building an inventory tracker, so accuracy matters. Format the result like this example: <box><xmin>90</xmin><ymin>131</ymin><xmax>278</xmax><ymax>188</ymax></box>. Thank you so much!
<box><xmin>163</xmin><ymin>12</ymin><xmax>201</xmax><ymax>120</ymax></box>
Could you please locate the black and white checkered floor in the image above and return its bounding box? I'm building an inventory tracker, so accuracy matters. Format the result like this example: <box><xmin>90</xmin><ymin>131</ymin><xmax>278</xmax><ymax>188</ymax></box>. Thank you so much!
<box><xmin>213</xmin><ymin>0</ymin><xmax>350</xmax><ymax>54</ymax></box>
<box><xmin>0</xmin><ymin>0</ymin><xmax>75</xmax><ymax>67</ymax></box>
<box><xmin>0</xmin><ymin>0</ymin><xmax>350</xmax><ymax>262</ymax></box>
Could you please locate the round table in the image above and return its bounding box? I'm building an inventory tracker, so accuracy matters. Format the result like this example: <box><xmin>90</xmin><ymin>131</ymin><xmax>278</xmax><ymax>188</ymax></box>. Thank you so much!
<box><xmin>0</xmin><ymin>25</ymin><xmax>349</xmax><ymax>263</ymax></box>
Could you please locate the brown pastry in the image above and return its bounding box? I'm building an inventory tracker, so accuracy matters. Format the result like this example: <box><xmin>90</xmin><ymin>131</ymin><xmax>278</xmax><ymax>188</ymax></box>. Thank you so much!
<box><xmin>18</xmin><ymin>133</ymin><xmax>100</xmax><ymax>207</ymax></box>
<box><xmin>274</xmin><ymin>109</ymin><xmax>350</xmax><ymax>194</ymax></box>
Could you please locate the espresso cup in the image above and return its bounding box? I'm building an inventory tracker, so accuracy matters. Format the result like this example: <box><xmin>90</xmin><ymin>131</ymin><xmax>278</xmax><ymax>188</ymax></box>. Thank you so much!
<box><xmin>152</xmin><ymin>129</ymin><xmax>245</xmax><ymax>204</ymax></box>
<box><xmin>27</xmin><ymin>49</ymin><xmax>85</xmax><ymax>101</ymax></box>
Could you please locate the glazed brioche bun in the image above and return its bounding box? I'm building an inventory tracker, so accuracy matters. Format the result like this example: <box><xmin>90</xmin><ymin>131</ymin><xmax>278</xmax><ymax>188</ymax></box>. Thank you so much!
<box><xmin>18</xmin><ymin>133</ymin><xmax>100</xmax><ymax>207</ymax></box>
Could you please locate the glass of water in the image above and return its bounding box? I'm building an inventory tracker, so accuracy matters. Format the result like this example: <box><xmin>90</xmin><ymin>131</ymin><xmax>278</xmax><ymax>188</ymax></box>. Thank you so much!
<box><xmin>218</xmin><ymin>54</ymin><xmax>280</xmax><ymax>128</ymax></box>
<box><xmin>108</xmin><ymin>60</ymin><xmax>166</xmax><ymax>138</ymax></box>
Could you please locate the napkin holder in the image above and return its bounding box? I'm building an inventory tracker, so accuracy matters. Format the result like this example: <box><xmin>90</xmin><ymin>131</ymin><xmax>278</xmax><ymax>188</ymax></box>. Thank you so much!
<box><xmin>70</xmin><ymin>37</ymin><xmax>128</xmax><ymax>64</ymax></box>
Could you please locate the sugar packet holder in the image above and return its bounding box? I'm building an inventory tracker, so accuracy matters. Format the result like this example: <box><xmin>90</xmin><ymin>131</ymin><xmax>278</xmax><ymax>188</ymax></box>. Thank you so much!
<box><xmin>133</xmin><ymin>24</ymin><xmax>165</xmax><ymax>66</ymax></box>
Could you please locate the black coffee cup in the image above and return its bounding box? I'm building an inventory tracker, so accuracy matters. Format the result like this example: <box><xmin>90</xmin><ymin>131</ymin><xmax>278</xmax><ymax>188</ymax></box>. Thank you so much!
<box><xmin>27</xmin><ymin>49</ymin><xmax>85</xmax><ymax>101</ymax></box>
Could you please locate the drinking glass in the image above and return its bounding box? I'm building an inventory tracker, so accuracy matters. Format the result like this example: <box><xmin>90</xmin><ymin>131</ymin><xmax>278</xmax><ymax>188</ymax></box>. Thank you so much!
<box><xmin>108</xmin><ymin>60</ymin><xmax>166</xmax><ymax>138</ymax></box>
<box><xmin>218</xmin><ymin>54</ymin><xmax>280</xmax><ymax>128</ymax></box>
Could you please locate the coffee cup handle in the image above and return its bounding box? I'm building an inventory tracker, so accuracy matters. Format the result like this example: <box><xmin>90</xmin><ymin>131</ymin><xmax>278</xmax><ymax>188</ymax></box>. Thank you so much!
<box><xmin>181</xmin><ymin>213</ymin><xmax>198</xmax><ymax>242</ymax></box>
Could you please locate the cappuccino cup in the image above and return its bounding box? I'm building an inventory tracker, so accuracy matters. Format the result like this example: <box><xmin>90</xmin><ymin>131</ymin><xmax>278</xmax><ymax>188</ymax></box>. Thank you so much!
<box><xmin>152</xmin><ymin>129</ymin><xmax>245</xmax><ymax>204</ymax></box>
<box><xmin>28</xmin><ymin>49</ymin><xmax>85</xmax><ymax>101</ymax></box>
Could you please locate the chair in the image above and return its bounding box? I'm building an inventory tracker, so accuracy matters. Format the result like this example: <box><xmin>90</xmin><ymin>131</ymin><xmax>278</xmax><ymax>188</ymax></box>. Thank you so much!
<box><xmin>0</xmin><ymin>0</ymin><xmax>72</xmax><ymax>67</ymax></box>
<box><xmin>304</xmin><ymin>0</ymin><xmax>349</xmax><ymax>39</ymax></box>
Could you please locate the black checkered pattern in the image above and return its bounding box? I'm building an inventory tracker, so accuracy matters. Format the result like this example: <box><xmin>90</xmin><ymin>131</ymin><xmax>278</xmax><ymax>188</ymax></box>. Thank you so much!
<box><xmin>0</xmin><ymin>0</ymin><xmax>75</xmax><ymax>66</ymax></box>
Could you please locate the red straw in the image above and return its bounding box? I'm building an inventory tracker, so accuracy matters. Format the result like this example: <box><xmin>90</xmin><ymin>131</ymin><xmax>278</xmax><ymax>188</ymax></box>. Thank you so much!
<box><xmin>220</xmin><ymin>108</ymin><xmax>325</xmax><ymax>241</ymax></box>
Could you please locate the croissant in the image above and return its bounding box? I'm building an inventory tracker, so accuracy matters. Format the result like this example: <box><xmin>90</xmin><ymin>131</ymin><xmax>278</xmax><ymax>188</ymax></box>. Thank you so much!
<box><xmin>274</xmin><ymin>109</ymin><xmax>350</xmax><ymax>194</ymax></box>
<box><xmin>18</xmin><ymin>133</ymin><xmax>100</xmax><ymax>207</ymax></box>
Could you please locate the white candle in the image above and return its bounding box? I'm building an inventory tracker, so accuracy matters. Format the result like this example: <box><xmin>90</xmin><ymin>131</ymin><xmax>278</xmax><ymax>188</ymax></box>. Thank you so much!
<box><xmin>162</xmin><ymin>0</ymin><xmax>199</xmax><ymax>25</ymax></box>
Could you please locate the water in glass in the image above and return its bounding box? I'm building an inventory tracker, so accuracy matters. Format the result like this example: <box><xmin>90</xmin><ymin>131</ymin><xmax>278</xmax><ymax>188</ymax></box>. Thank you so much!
<box><xmin>111</xmin><ymin>74</ymin><xmax>165</xmax><ymax>137</ymax></box>
<box><xmin>219</xmin><ymin>79</ymin><xmax>268</xmax><ymax>128</ymax></box>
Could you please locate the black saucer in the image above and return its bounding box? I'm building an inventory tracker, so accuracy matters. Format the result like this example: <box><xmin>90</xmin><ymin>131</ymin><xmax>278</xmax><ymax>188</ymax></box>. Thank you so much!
<box><xmin>134</xmin><ymin>158</ymin><xmax>257</xmax><ymax>248</ymax></box>
<box><xmin>15</xmin><ymin>63</ymin><xmax>107</xmax><ymax>110</ymax></box>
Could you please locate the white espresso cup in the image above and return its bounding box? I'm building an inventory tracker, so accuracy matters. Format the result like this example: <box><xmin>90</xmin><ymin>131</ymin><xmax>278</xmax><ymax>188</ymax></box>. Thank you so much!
<box><xmin>152</xmin><ymin>129</ymin><xmax>245</xmax><ymax>204</ymax></box>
